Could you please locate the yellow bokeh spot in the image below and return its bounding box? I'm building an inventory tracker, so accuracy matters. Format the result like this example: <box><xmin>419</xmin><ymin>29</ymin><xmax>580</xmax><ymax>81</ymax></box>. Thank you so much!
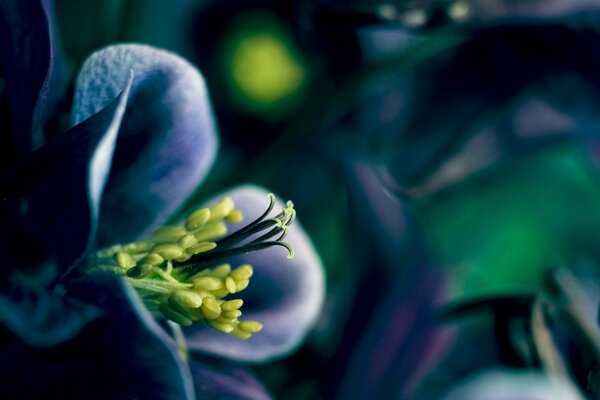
<box><xmin>219</xmin><ymin>12</ymin><xmax>309</xmax><ymax>117</ymax></box>
<box><xmin>230</xmin><ymin>32</ymin><xmax>306</xmax><ymax>105</ymax></box>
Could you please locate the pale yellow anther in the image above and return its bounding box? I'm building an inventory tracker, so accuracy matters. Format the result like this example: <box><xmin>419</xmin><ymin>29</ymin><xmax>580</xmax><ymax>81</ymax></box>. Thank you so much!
<box><xmin>225</xmin><ymin>209</ymin><xmax>244</xmax><ymax>224</ymax></box>
<box><xmin>216</xmin><ymin>315</ymin><xmax>237</xmax><ymax>324</ymax></box>
<box><xmin>236</xmin><ymin>279</ymin><xmax>250</xmax><ymax>292</ymax></box>
<box><xmin>221</xmin><ymin>299</ymin><xmax>243</xmax><ymax>312</ymax></box>
<box><xmin>151</xmin><ymin>243</ymin><xmax>184</xmax><ymax>259</ymax></box>
<box><xmin>172</xmin><ymin>290</ymin><xmax>203</xmax><ymax>308</ymax></box>
<box><xmin>193</xmin><ymin>276</ymin><xmax>224</xmax><ymax>291</ymax></box>
<box><xmin>211</xmin><ymin>264</ymin><xmax>232</xmax><ymax>278</ymax></box>
<box><xmin>186</xmin><ymin>208</ymin><xmax>211</xmax><ymax>230</ymax></box>
<box><xmin>153</xmin><ymin>225</ymin><xmax>188</xmax><ymax>241</ymax></box>
<box><xmin>230</xmin><ymin>264</ymin><xmax>253</xmax><ymax>280</ymax></box>
<box><xmin>222</xmin><ymin>310</ymin><xmax>242</xmax><ymax>319</ymax></box>
<box><xmin>230</xmin><ymin>328</ymin><xmax>252</xmax><ymax>340</ymax></box>
<box><xmin>159</xmin><ymin>304</ymin><xmax>193</xmax><ymax>326</ymax></box>
<box><xmin>195</xmin><ymin>291</ymin><xmax>216</xmax><ymax>299</ymax></box>
<box><xmin>115</xmin><ymin>251</ymin><xmax>136</xmax><ymax>269</ymax></box>
<box><xmin>207</xmin><ymin>320</ymin><xmax>234</xmax><ymax>333</ymax></box>
<box><xmin>212</xmin><ymin>288</ymin><xmax>230</xmax><ymax>298</ymax></box>
<box><xmin>178</xmin><ymin>234</ymin><xmax>198</xmax><ymax>249</ymax></box>
<box><xmin>186</xmin><ymin>241</ymin><xmax>217</xmax><ymax>256</ymax></box>
<box><xmin>122</xmin><ymin>241</ymin><xmax>154</xmax><ymax>254</ymax></box>
<box><xmin>140</xmin><ymin>253</ymin><xmax>165</xmax><ymax>266</ymax></box>
<box><xmin>209</xmin><ymin>197</ymin><xmax>235</xmax><ymax>221</ymax></box>
<box><xmin>174</xmin><ymin>253</ymin><xmax>191</xmax><ymax>263</ymax></box>
<box><xmin>225</xmin><ymin>276</ymin><xmax>237</xmax><ymax>293</ymax></box>
<box><xmin>238</xmin><ymin>320</ymin><xmax>263</xmax><ymax>333</ymax></box>
<box><xmin>192</xmin><ymin>222</ymin><xmax>227</xmax><ymax>242</ymax></box>
<box><xmin>201</xmin><ymin>297</ymin><xmax>222</xmax><ymax>319</ymax></box>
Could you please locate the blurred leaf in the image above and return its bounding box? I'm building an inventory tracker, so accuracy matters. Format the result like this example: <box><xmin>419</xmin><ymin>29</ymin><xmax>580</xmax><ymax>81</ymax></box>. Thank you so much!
<box><xmin>420</xmin><ymin>146</ymin><xmax>600</xmax><ymax>300</ymax></box>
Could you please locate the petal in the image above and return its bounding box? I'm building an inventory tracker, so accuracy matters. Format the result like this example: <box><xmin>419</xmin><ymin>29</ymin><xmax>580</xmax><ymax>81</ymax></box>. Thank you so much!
<box><xmin>185</xmin><ymin>185</ymin><xmax>325</xmax><ymax>362</ymax></box>
<box><xmin>0</xmin><ymin>281</ymin><xmax>101</xmax><ymax>347</ymax></box>
<box><xmin>0</xmin><ymin>0</ymin><xmax>64</xmax><ymax>153</ymax></box>
<box><xmin>337</xmin><ymin>264</ymin><xmax>451</xmax><ymax>399</ymax></box>
<box><xmin>71</xmin><ymin>44</ymin><xmax>218</xmax><ymax>247</ymax></box>
<box><xmin>0</xmin><ymin>79</ymin><xmax>130</xmax><ymax>272</ymax></box>
<box><xmin>191</xmin><ymin>358</ymin><xmax>272</xmax><ymax>400</ymax></box>
<box><xmin>431</xmin><ymin>0</ymin><xmax>600</xmax><ymax>27</ymax></box>
<box><xmin>30</xmin><ymin>272</ymin><xmax>196</xmax><ymax>399</ymax></box>
<box><xmin>441</xmin><ymin>369</ymin><xmax>585</xmax><ymax>400</ymax></box>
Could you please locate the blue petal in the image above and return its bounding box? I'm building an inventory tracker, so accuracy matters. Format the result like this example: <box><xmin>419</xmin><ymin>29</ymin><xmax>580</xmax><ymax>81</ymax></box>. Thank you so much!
<box><xmin>433</xmin><ymin>0</ymin><xmax>600</xmax><ymax>27</ymax></box>
<box><xmin>0</xmin><ymin>0</ymin><xmax>64</xmax><ymax>153</ymax></box>
<box><xmin>441</xmin><ymin>369</ymin><xmax>584</xmax><ymax>400</ymax></box>
<box><xmin>185</xmin><ymin>186</ymin><xmax>325</xmax><ymax>362</ymax></box>
<box><xmin>0</xmin><ymin>281</ymin><xmax>101</xmax><ymax>347</ymax></box>
<box><xmin>0</xmin><ymin>273</ymin><xmax>194</xmax><ymax>399</ymax></box>
<box><xmin>192</xmin><ymin>358</ymin><xmax>272</xmax><ymax>399</ymax></box>
<box><xmin>336</xmin><ymin>265</ymin><xmax>451</xmax><ymax>399</ymax></box>
<box><xmin>0</xmin><ymin>80</ymin><xmax>130</xmax><ymax>271</ymax></box>
<box><xmin>71</xmin><ymin>44</ymin><xmax>218</xmax><ymax>247</ymax></box>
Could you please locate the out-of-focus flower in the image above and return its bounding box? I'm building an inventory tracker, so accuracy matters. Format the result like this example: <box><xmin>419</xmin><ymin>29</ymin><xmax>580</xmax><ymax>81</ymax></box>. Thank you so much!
<box><xmin>441</xmin><ymin>369</ymin><xmax>585</xmax><ymax>400</ymax></box>
<box><xmin>0</xmin><ymin>0</ymin><xmax>324</xmax><ymax>397</ymax></box>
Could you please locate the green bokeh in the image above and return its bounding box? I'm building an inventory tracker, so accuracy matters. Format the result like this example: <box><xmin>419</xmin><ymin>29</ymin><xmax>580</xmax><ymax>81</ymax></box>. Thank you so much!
<box><xmin>420</xmin><ymin>146</ymin><xmax>600</xmax><ymax>300</ymax></box>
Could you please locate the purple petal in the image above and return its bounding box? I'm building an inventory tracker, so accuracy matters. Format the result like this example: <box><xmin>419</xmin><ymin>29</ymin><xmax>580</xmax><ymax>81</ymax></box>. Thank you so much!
<box><xmin>185</xmin><ymin>186</ymin><xmax>325</xmax><ymax>362</ymax></box>
<box><xmin>0</xmin><ymin>282</ymin><xmax>101</xmax><ymax>347</ymax></box>
<box><xmin>59</xmin><ymin>272</ymin><xmax>195</xmax><ymax>399</ymax></box>
<box><xmin>441</xmin><ymin>369</ymin><xmax>584</xmax><ymax>400</ymax></box>
<box><xmin>0</xmin><ymin>79</ymin><xmax>130</xmax><ymax>271</ymax></box>
<box><xmin>336</xmin><ymin>265</ymin><xmax>452</xmax><ymax>399</ymax></box>
<box><xmin>192</xmin><ymin>359</ymin><xmax>272</xmax><ymax>399</ymax></box>
<box><xmin>445</xmin><ymin>0</ymin><xmax>600</xmax><ymax>25</ymax></box>
<box><xmin>0</xmin><ymin>0</ymin><xmax>64</xmax><ymax>153</ymax></box>
<box><xmin>71</xmin><ymin>44</ymin><xmax>218</xmax><ymax>247</ymax></box>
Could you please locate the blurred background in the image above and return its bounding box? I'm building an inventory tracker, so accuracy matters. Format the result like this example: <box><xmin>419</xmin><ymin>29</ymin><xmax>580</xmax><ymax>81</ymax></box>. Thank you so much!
<box><xmin>51</xmin><ymin>0</ymin><xmax>600</xmax><ymax>398</ymax></box>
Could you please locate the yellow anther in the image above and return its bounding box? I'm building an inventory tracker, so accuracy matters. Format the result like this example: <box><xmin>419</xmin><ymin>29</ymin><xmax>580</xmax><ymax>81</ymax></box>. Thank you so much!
<box><xmin>172</xmin><ymin>290</ymin><xmax>203</xmax><ymax>308</ymax></box>
<box><xmin>139</xmin><ymin>253</ymin><xmax>164</xmax><ymax>266</ymax></box>
<box><xmin>230</xmin><ymin>264</ymin><xmax>253</xmax><ymax>280</ymax></box>
<box><xmin>195</xmin><ymin>291</ymin><xmax>216</xmax><ymax>299</ymax></box>
<box><xmin>159</xmin><ymin>304</ymin><xmax>193</xmax><ymax>326</ymax></box>
<box><xmin>211</xmin><ymin>264</ymin><xmax>232</xmax><ymax>278</ymax></box>
<box><xmin>230</xmin><ymin>328</ymin><xmax>252</xmax><ymax>340</ymax></box>
<box><xmin>178</xmin><ymin>234</ymin><xmax>198</xmax><ymax>249</ymax></box>
<box><xmin>239</xmin><ymin>320</ymin><xmax>264</xmax><ymax>333</ymax></box>
<box><xmin>151</xmin><ymin>243</ymin><xmax>184</xmax><ymax>259</ymax></box>
<box><xmin>201</xmin><ymin>297</ymin><xmax>222</xmax><ymax>320</ymax></box>
<box><xmin>225</xmin><ymin>276</ymin><xmax>237</xmax><ymax>293</ymax></box>
<box><xmin>122</xmin><ymin>241</ymin><xmax>154</xmax><ymax>254</ymax></box>
<box><xmin>186</xmin><ymin>241</ymin><xmax>217</xmax><ymax>256</ymax></box>
<box><xmin>192</xmin><ymin>222</ymin><xmax>227</xmax><ymax>242</ymax></box>
<box><xmin>209</xmin><ymin>197</ymin><xmax>235</xmax><ymax>221</ymax></box>
<box><xmin>207</xmin><ymin>320</ymin><xmax>234</xmax><ymax>333</ymax></box>
<box><xmin>114</xmin><ymin>251</ymin><xmax>136</xmax><ymax>269</ymax></box>
<box><xmin>212</xmin><ymin>288</ymin><xmax>229</xmax><ymax>298</ymax></box>
<box><xmin>153</xmin><ymin>225</ymin><xmax>188</xmax><ymax>241</ymax></box>
<box><xmin>221</xmin><ymin>299</ymin><xmax>243</xmax><ymax>312</ymax></box>
<box><xmin>193</xmin><ymin>276</ymin><xmax>224</xmax><ymax>291</ymax></box>
<box><xmin>225</xmin><ymin>209</ymin><xmax>244</xmax><ymax>224</ymax></box>
<box><xmin>174</xmin><ymin>253</ymin><xmax>191</xmax><ymax>263</ymax></box>
<box><xmin>236</xmin><ymin>279</ymin><xmax>250</xmax><ymax>292</ymax></box>
<box><xmin>217</xmin><ymin>315</ymin><xmax>237</xmax><ymax>324</ymax></box>
<box><xmin>186</xmin><ymin>208</ymin><xmax>211</xmax><ymax>230</ymax></box>
<box><xmin>222</xmin><ymin>310</ymin><xmax>242</xmax><ymax>319</ymax></box>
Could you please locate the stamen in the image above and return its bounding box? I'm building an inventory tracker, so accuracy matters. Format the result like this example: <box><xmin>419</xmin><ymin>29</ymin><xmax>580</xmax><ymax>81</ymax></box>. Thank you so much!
<box><xmin>92</xmin><ymin>193</ymin><xmax>295</xmax><ymax>339</ymax></box>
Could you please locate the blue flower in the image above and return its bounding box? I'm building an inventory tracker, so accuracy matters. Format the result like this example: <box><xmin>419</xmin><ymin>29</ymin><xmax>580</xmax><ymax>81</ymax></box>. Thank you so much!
<box><xmin>0</xmin><ymin>1</ymin><xmax>324</xmax><ymax>397</ymax></box>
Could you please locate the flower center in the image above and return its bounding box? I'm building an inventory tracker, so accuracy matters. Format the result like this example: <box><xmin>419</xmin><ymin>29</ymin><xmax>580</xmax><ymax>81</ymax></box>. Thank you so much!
<box><xmin>92</xmin><ymin>193</ymin><xmax>295</xmax><ymax>339</ymax></box>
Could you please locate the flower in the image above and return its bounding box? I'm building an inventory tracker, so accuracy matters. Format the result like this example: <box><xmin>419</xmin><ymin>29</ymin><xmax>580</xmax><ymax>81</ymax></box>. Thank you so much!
<box><xmin>0</xmin><ymin>0</ymin><xmax>324</xmax><ymax>397</ymax></box>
